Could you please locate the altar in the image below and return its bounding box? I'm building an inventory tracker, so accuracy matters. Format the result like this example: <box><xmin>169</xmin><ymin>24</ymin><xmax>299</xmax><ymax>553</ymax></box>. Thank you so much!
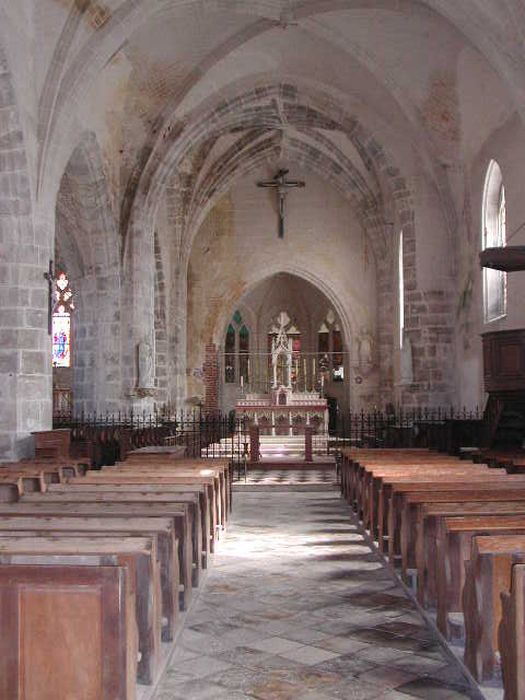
<box><xmin>236</xmin><ymin>387</ymin><xmax>328</xmax><ymax>436</ymax></box>
<box><xmin>235</xmin><ymin>312</ymin><xmax>328</xmax><ymax>435</ymax></box>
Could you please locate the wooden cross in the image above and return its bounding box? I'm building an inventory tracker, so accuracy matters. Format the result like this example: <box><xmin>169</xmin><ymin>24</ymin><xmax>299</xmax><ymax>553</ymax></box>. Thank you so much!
<box><xmin>43</xmin><ymin>260</ymin><xmax>54</xmax><ymax>335</ymax></box>
<box><xmin>257</xmin><ymin>169</ymin><xmax>305</xmax><ymax>239</ymax></box>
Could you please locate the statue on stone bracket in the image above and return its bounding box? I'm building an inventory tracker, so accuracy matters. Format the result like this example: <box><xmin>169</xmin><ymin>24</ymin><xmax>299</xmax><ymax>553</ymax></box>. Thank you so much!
<box><xmin>358</xmin><ymin>328</ymin><xmax>374</xmax><ymax>367</ymax></box>
<box><xmin>137</xmin><ymin>337</ymin><xmax>155</xmax><ymax>392</ymax></box>
<box><xmin>271</xmin><ymin>312</ymin><xmax>293</xmax><ymax>389</ymax></box>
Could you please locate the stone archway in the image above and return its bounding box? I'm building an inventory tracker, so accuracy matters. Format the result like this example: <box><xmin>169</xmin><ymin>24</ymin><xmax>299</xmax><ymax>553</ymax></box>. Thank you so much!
<box><xmin>196</xmin><ymin>271</ymin><xmax>365</xmax><ymax>416</ymax></box>
<box><xmin>55</xmin><ymin>133</ymin><xmax>122</xmax><ymax>414</ymax></box>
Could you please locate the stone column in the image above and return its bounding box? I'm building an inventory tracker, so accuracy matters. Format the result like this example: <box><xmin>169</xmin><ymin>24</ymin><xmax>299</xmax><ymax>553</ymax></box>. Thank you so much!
<box><xmin>0</xmin><ymin>48</ymin><xmax>52</xmax><ymax>459</ymax></box>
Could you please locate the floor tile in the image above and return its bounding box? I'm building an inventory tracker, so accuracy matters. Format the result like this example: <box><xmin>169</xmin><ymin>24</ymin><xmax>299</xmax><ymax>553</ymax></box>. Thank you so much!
<box><xmin>153</xmin><ymin>484</ymin><xmax>481</xmax><ymax>700</ymax></box>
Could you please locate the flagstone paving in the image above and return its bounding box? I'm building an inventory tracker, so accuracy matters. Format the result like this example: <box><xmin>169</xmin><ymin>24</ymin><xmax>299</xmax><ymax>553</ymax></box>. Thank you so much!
<box><xmin>154</xmin><ymin>489</ymin><xmax>482</xmax><ymax>699</ymax></box>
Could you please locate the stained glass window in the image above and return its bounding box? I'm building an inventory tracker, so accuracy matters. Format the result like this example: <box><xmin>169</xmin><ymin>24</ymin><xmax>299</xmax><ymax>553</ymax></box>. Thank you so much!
<box><xmin>318</xmin><ymin>328</ymin><xmax>329</xmax><ymax>354</ymax></box>
<box><xmin>52</xmin><ymin>314</ymin><xmax>71</xmax><ymax>367</ymax></box>
<box><xmin>239</xmin><ymin>325</ymin><xmax>250</xmax><ymax>381</ymax></box>
<box><xmin>52</xmin><ymin>272</ymin><xmax>74</xmax><ymax>368</ymax></box>
<box><xmin>224</xmin><ymin>314</ymin><xmax>251</xmax><ymax>384</ymax></box>
<box><xmin>225</xmin><ymin>324</ymin><xmax>236</xmax><ymax>383</ymax></box>
<box><xmin>318</xmin><ymin>313</ymin><xmax>345</xmax><ymax>382</ymax></box>
<box><xmin>332</xmin><ymin>326</ymin><xmax>344</xmax><ymax>381</ymax></box>
<box><xmin>233</xmin><ymin>310</ymin><xmax>242</xmax><ymax>325</ymax></box>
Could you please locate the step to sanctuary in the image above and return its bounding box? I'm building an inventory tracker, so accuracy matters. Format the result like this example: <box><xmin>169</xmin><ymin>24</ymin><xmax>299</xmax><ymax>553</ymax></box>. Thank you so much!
<box><xmin>202</xmin><ymin>433</ymin><xmax>329</xmax><ymax>461</ymax></box>
<box><xmin>248</xmin><ymin>458</ymin><xmax>335</xmax><ymax>469</ymax></box>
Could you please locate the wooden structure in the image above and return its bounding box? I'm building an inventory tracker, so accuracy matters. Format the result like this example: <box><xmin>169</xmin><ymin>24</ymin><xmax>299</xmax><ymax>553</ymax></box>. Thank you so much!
<box><xmin>479</xmin><ymin>245</ymin><xmax>525</xmax><ymax>272</ymax></box>
<box><xmin>0</xmin><ymin>454</ymin><xmax>232</xmax><ymax>697</ymax></box>
<box><xmin>340</xmin><ymin>448</ymin><xmax>525</xmax><ymax>698</ymax></box>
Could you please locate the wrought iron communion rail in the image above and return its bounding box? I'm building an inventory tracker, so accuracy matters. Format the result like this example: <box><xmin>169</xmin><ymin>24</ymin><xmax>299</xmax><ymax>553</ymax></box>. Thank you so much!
<box><xmin>52</xmin><ymin>404</ymin><xmax>485</xmax><ymax>473</ymax></box>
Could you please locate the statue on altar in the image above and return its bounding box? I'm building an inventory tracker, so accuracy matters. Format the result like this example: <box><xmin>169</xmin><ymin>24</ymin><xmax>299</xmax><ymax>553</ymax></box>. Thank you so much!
<box><xmin>235</xmin><ymin>310</ymin><xmax>329</xmax><ymax>435</ymax></box>
<box><xmin>271</xmin><ymin>311</ymin><xmax>293</xmax><ymax>388</ymax></box>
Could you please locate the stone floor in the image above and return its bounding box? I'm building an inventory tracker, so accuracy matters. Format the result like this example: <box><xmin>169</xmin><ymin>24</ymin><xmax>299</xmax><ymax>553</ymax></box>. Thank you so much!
<box><xmin>236</xmin><ymin>469</ymin><xmax>336</xmax><ymax>485</ymax></box>
<box><xmin>154</xmin><ymin>488</ymin><xmax>482</xmax><ymax>699</ymax></box>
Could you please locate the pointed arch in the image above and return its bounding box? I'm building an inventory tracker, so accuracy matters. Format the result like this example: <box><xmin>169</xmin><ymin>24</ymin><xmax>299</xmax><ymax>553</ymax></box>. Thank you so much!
<box><xmin>55</xmin><ymin>133</ymin><xmax>122</xmax><ymax>413</ymax></box>
<box><xmin>482</xmin><ymin>160</ymin><xmax>507</xmax><ymax>323</ymax></box>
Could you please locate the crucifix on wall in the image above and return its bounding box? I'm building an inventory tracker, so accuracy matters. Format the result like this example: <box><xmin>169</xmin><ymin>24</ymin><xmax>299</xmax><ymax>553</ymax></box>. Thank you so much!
<box><xmin>257</xmin><ymin>169</ymin><xmax>305</xmax><ymax>239</ymax></box>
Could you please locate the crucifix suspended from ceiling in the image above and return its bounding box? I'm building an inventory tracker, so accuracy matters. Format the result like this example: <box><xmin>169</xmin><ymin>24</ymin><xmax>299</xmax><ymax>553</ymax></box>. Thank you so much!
<box><xmin>257</xmin><ymin>169</ymin><xmax>305</xmax><ymax>239</ymax></box>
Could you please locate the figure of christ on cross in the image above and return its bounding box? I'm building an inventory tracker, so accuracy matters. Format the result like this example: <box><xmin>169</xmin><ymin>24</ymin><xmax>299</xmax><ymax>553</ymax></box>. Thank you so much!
<box><xmin>257</xmin><ymin>169</ymin><xmax>305</xmax><ymax>239</ymax></box>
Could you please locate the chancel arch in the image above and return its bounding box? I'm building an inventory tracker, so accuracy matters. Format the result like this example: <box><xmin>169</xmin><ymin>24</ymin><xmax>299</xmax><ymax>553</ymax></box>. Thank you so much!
<box><xmin>188</xmin><ymin>270</ymin><xmax>360</xmax><ymax>418</ymax></box>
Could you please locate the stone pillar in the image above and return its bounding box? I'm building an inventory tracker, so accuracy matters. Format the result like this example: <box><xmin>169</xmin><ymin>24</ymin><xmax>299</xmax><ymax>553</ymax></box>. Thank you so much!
<box><xmin>0</xmin><ymin>48</ymin><xmax>52</xmax><ymax>459</ymax></box>
<box><xmin>203</xmin><ymin>343</ymin><xmax>219</xmax><ymax>414</ymax></box>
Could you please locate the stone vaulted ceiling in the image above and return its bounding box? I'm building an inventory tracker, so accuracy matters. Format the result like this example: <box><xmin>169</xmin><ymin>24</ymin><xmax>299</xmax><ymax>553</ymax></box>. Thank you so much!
<box><xmin>2</xmin><ymin>0</ymin><xmax>524</xmax><ymax>256</ymax></box>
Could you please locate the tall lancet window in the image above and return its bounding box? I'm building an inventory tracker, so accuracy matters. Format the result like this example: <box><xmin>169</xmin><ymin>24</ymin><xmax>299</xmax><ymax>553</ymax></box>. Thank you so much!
<box><xmin>482</xmin><ymin>160</ymin><xmax>507</xmax><ymax>322</ymax></box>
<box><xmin>225</xmin><ymin>324</ymin><xmax>236</xmax><ymax>383</ymax></box>
<box><xmin>398</xmin><ymin>231</ymin><xmax>405</xmax><ymax>348</ymax></box>
<box><xmin>317</xmin><ymin>311</ymin><xmax>344</xmax><ymax>381</ymax></box>
<box><xmin>239</xmin><ymin>325</ymin><xmax>250</xmax><ymax>382</ymax></box>
<box><xmin>224</xmin><ymin>311</ymin><xmax>250</xmax><ymax>384</ymax></box>
<box><xmin>52</xmin><ymin>272</ymin><xmax>74</xmax><ymax>368</ymax></box>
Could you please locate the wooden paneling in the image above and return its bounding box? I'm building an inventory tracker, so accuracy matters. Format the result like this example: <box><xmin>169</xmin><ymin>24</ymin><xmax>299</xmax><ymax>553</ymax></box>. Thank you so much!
<box><xmin>0</xmin><ymin>564</ymin><xmax>135</xmax><ymax>700</ymax></box>
<box><xmin>20</xmin><ymin>587</ymin><xmax>102</xmax><ymax>700</ymax></box>
<box><xmin>483</xmin><ymin>330</ymin><xmax>525</xmax><ymax>392</ymax></box>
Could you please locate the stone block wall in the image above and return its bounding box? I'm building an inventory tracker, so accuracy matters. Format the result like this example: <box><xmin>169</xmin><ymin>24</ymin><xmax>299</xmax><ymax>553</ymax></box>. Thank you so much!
<box><xmin>0</xmin><ymin>46</ymin><xmax>51</xmax><ymax>460</ymax></box>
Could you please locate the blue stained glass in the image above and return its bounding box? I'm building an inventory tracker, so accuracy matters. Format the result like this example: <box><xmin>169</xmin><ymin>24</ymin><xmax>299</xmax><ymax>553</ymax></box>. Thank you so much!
<box><xmin>52</xmin><ymin>314</ymin><xmax>71</xmax><ymax>367</ymax></box>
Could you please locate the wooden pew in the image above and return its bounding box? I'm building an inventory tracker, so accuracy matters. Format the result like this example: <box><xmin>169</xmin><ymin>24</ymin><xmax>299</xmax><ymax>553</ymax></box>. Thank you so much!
<box><xmin>435</xmin><ymin>515</ymin><xmax>525</xmax><ymax>639</ymax></box>
<box><xmin>47</xmin><ymin>481</ymin><xmax>212</xmax><ymax>565</ymax></box>
<box><xmin>0</xmin><ymin>563</ymin><xmax>137</xmax><ymax>700</ymax></box>
<box><xmin>499</xmin><ymin>562</ymin><xmax>525</xmax><ymax>700</ymax></box>
<box><xmin>0</xmin><ymin>501</ymin><xmax>194</xmax><ymax>611</ymax></box>
<box><xmin>415</xmin><ymin>501</ymin><xmax>525</xmax><ymax>607</ymax></box>
<box><xmin>340</xmin><ymin>449</ymin><xmax>452</xmax><ymax>506</ymax></box>
<box><xmin>118</xmin><ymin>455</ymin><xmax>231</xmax><ymax>505</ymax></box>
<box><xmin>123</xmin><ymin>456</ymin><xmax>233</xmax><ymax>516</ymax></box>
<box><xmin>0</xmin><ymin>535</ymin><xmax>159</xmax><ymax>685</ymax></box>
<box><xmin>373</xmin><ymin>466</ymin><xmax>496</xmax><ymax>544</ymax></box>
<box><xmin>108</xmin><ymin>461</ymin><xmax>229</xmax><ymax>530</ymax></box>
<box><xmin>0</xmin><ymin>476</ymin><xmax>24</xmax><ymax>502</ymax></box>
<box><xmin>391</xmin><ymin>478</ymin><xmax>525</xmax><ymax>562</ymax></box>
<box><xmin>72</xmin><ymin>472</ymin><xmax>221</xmax><ymax>547</ymax></box>
<box><xmin>340</xmin><ymin>451</ymin><xmax>492</xmax><ymax>531</ymax></box>
<box><xmin>0</xmin><ymin>515</ymin><xmax>179</xmax><ymax>643</ymax></box>
<box><xmin>22</xmin><ymin>490</ymin><xmax>203</xmax><ymax>589</ymax></box>
<box><xmin>0</xmin><ymin>471</ymin><xmax>45</xmax><ymax>494</ymax></box>
<box><xmin>463</xmin><ymin>534</ymin><xmax>525</xmax><ymax>681</ymax></box>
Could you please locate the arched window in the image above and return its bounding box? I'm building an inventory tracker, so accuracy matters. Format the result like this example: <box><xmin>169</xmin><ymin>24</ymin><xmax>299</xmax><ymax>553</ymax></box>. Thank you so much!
<box><xmin>239</xmin><ymin>325</ymin><xmax>250</xmax><ymax>382</ymax></box>
<box><xmin>399</xmin><ymin>230</ymin><xmax>405</xmax><ymax>348</ymax></box>
<box><xmin>318</xmin><ymin>311</ymin><xmax>344</xmax><ymax>382</ymax></box>
<box><xmin>224</xmin><ymin>324</ymin><xmax>236</xmax><ymax>383</ymax></box>
<box><xmin>52</xmin><ymin>272</ymin><xmax>74</xmax><ymax>367</ymax></box>
<box><xmin>482</xmin><ymin>160</ymin><xmax>507</xmax><ymax>322</ymax></box>
<box><xmin>224</xmin><ymin>311</ymin><xmax>250</xmax><ymax>384</ymax></box>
